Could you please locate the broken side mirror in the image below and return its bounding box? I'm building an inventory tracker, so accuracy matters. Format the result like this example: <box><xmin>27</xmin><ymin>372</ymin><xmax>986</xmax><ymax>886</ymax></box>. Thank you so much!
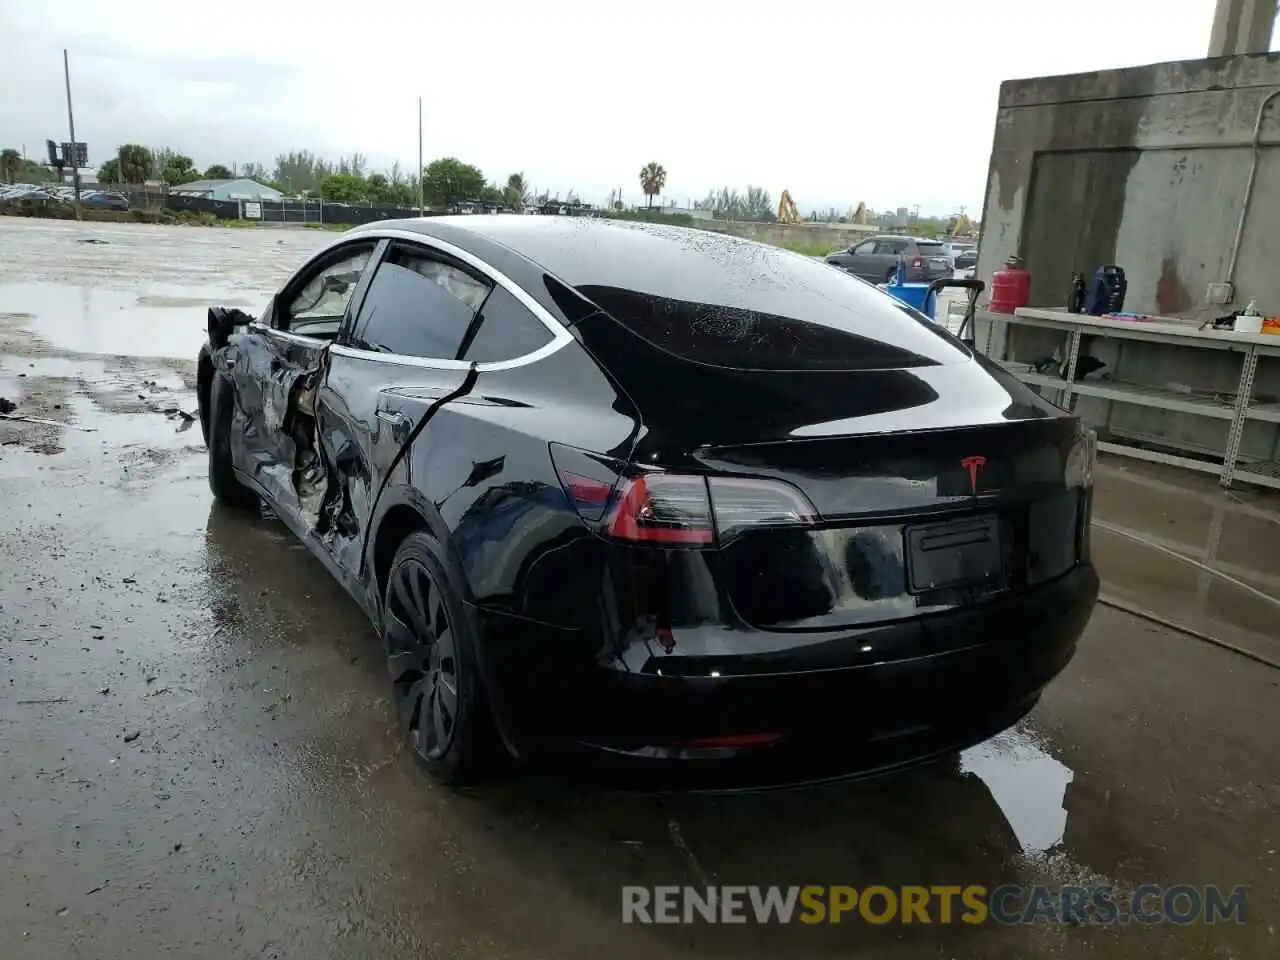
<box><xmin>208</xmin><ymin>305</ymin><xmax>255</xmax><ymax>351</ymax></box>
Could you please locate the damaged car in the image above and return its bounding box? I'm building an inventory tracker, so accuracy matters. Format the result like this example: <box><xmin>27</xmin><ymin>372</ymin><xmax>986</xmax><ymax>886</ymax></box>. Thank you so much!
<box><xmin>197</xmin><ymin>215</ymin><xmax>1099</xmax><ymax>789</ymax></box>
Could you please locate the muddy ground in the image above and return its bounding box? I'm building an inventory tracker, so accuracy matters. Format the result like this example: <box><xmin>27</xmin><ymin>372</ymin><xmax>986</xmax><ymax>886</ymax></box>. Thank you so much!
<box><xmin>1</xmin><ymin>217</ymin><xmax>1277</xmax><ymax>959</ymax></box>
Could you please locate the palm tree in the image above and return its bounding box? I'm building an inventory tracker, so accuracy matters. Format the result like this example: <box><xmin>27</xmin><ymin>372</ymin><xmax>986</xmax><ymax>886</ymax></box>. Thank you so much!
<box><xmin>639</xmin><ymin>162</ymin><xmax>667</xmax><ymax>209</ymax></box>
<box><xmin>0</xmin><ymin>149</ymin><xmax>21</xmax><ymax>185</ymax></box>
<box><xmin>504</xmin><ymin>172</ymin><xmax>529</xmax><ymax>212</ymax></box>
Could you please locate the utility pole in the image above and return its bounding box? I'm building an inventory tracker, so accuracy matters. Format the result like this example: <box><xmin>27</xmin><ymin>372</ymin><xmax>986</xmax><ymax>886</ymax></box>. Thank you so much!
<box><xmin>417</xmin><ymin>96</ymin><xmax>424</xmax><ymax>217</ymax></box>
<box><xmin>63</xmin><ymin>49</ymin><xmax>82</xmax><ymax>220</ymax></box>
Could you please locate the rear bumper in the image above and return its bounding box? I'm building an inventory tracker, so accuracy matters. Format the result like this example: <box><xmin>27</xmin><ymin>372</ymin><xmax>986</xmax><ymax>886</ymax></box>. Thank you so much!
<box><xmin>473</xmin><ymin>563</ymin><xmax>1098</xmax><ymax>789</ymax></box>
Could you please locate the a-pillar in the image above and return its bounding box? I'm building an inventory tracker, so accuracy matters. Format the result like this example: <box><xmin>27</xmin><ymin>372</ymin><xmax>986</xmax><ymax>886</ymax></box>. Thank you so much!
<box><xmin>1208</xmin><ymin>0</ymin><xmax>1277</xmax><ymax>56</ymax></box>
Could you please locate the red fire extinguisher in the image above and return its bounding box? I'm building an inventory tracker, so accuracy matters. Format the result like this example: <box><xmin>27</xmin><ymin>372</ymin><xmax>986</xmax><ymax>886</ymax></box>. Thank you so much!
<box><xmin>989</xmin><ymin>256</ymin><xmax>1031</xmax><ymax>314</ymax></box>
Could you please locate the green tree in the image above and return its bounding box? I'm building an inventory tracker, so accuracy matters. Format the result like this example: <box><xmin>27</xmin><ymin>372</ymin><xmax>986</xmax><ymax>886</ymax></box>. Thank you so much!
<box><xmin>387</xmin><ymin>181</ymin><xmax>417</xmax><ymax>207</ymax></box>
<box><xmin>2</xmin><ymin>148</ymin><xmax>24</xmax><ymax>184</ymax></box>
<box><xmin>97</xmin><ymin>158</ymin><xmax>121</xmax><ymax>183</ymax></box>
<box><xmin>365</xmin><ymin>173</ymin><xmax>390</xmax><ymax>203</ymax></box>
<box><xmin>741</xmin><ymin>185</ymin><xmax>773</xmax><ymax>221</ymax></box>
<box><xmin>504</xmin><ymin>172</ymin><xmax>529</xmax><ymax>211</ymax></box>
<box><xmin>160</xmin><ymin>154</ymin><xmax>200</xmax><ymax>185</ymax></box>
<box><xmin>204</xmin><ymin>164</ymin><xmax>234</xmax><ymax>179</ymax></box>
<box><xmin>273</xmin><ymin>150</ymin><xmax>324</xmax><ymax>193</ymax></box>
<box><xmin>318</xmin><ymin>172</ymin><xmax>367</xmax><ymax>202</ymax></box>
<box><xmin>639</xmin><ymin>162</ymin><xmax>667</xmax><ymax>208</ymax></box>
<box><xmin>117</xmin><ymin>145</ymin><xmax>153</xmax><ymax>183</ymax></box>
<box><xmin>422</xmin><ymin>157</ymin><xmax>486</xmax><ymax>209</ymax></box>
<box><xmin>149</xmin><ymin>146</ymin><xmax>175</xmax><ymax>180</ymax></box>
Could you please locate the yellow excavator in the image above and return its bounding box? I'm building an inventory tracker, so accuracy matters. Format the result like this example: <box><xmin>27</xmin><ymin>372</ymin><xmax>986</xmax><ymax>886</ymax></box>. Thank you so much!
<box><xmin>777</xmin><ymin>191</ymin><xmax>869</xmax><ymax>226</ymax></box>
<box><xmin>949</xmin><ymin>212</ymin><xmax>975</xmax><ymax>236</ymax></box>
<box><xmin>777</xmin><ymin>190</ymin><xmax>802</xmax><ymax>224</ymax></box>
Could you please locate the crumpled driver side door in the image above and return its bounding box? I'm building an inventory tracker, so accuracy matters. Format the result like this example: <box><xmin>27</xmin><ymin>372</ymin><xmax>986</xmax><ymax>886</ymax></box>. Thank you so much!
<box><xmin>225</xmin><ymin>240</ymin><xmax>382</xmax><ymax>525</ymax></box>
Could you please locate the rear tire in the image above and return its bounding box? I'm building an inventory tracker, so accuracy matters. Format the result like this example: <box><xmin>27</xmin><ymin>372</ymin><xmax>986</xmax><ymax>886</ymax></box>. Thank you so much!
<box><xmin>206</xmin><ymin>372</ymin><xmax>257</xmax><ymax>509</ymax></box>
<box><xmin>383</xmin><ymin>530</ymin><xmax>497</xmax><ymax>785</ymax></box>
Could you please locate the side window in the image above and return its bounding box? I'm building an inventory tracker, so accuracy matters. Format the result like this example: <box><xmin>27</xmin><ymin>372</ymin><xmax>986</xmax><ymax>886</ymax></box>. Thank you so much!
<box><xmin>460</xmin><ymin>286</ymin><xmax>555</xmax><ymax>363</ymax></box>
<box><xmin>351</xmin><ymin>245</ymin><xmax>492</xmax><ymax>359</ymax></box>
<box><xmin>874</xmin><ymin>239</ymin><xmax>905</xmax><ymax>255</ymax></box>
<box><xmin>852</xmin><ymin>240</ymin><xmax>877</xmax><ymax>255</ymax></box>
<box><xmin>284</xmin><ymin>247</ymin><xmax>373</xmax><ymax>337</ymax></box>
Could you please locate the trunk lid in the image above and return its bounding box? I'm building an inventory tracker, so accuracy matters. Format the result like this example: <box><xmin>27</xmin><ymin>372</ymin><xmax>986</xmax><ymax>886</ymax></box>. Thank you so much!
<box><xmin>695</xmin><ymin>419</ymin><xmax>1087</xmax><ymax>634</ymax></box>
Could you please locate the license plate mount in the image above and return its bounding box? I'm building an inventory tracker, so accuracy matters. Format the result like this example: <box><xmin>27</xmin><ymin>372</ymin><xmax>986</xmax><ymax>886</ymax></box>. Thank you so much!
<box><xmin>905</xmin><ymin>514</ymin><xmax>1002</xmax><ymax>593</ymax></box>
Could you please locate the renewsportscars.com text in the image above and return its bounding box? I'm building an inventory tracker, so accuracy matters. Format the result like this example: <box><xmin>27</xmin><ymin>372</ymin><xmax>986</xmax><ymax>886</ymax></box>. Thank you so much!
<box><xmin>622</xmin><ymin>884</ymin><xmax>1248</xmax><ymax>926</ymax></box>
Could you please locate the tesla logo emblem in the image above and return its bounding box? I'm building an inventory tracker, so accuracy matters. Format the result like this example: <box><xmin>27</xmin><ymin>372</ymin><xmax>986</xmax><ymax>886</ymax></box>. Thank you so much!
<box><xmin>960</xmin><ymin>455</ymin><xmax>987</xmax><ymax>496</ymax></box>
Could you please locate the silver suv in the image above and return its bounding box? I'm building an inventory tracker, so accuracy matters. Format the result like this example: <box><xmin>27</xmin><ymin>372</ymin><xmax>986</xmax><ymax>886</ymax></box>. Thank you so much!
<box><xmin>825</xmin><ymin>235</ymin><xmax>954</xmax><ymax>284</ymax></box>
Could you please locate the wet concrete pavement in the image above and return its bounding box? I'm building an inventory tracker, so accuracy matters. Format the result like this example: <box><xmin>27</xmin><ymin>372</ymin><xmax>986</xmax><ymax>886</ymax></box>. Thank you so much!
<box><xmin>1</xmin><ymin>218</ymin><xmax>1277</xmax><ymax>958</ymax></box>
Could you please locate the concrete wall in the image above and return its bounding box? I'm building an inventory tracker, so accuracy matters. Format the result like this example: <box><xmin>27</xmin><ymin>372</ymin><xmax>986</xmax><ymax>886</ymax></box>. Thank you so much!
<box><xmin>700</xmin><ymin>219</ymin><xmax>877</xmax><ymax>250</ymax></box>
<box><xmin>976</xmin><ymin>54</ymin><xmax>1280</xmax><ymax>466</ymax></box>
<box><xmin>976</xmin><ymin>53</ymin><xmax>1280</xmax><ymax>318</ymax></box>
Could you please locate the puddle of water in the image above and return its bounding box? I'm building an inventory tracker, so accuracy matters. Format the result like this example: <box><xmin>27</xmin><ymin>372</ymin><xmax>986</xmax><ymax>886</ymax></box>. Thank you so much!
<box><xmin>960</xmin><ymin>727</ymin><xmax>1074</xmax><ymax>855</ymax></box>
<box><xmin>137</xmin><ymin>293</ymin><xmax>254</xmax><ymax>308</ymax></box>
<box><xmin>0</xmin><ymin>282</ymin><xmax>210</xmax><ymax>360</ymax></box>
<box><xmin>1090</xmin><ymin>458</ymin><xmax>1280</xmax><ymax>663</ymax></box>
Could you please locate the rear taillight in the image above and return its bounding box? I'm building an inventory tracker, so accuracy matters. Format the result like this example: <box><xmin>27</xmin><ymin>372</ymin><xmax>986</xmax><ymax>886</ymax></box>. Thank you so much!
<box><xmin>605</xmin><ymin>474</ymin><xmax>817</xmax><ymax>546</ymax></box>
<box><xmin>551</xmin><ymin>443</ymin><xmax>819</xmax><ymax>547</ymax></box>
<box><xmin>606</xmin><ymin>474</ymin><xmax>714</xmax><ymax>545</ymax></box>
<box><xmin>707</xmin><ymin>476</ymin><xmax>818</xmax><ymax>542</ymax></box>
<box><xmin>912</xmin><ymin>257</ymin><xmax>924</xmax><ymax>269</ymax></box>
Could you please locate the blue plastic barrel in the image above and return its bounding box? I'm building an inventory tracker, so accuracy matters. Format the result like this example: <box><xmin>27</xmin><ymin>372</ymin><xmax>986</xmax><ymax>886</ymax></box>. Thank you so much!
<box><xmin>878</xmin><ymin>279</ymin><xmax>936</xmax><ymax>319</ymax></box>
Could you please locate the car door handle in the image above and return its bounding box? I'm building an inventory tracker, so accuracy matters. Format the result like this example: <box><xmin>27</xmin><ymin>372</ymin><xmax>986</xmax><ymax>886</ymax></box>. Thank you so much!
<box><xmin>376</xmin><ymin>409</ymin><xmax>410</xmax><ymax>428</ymax></box>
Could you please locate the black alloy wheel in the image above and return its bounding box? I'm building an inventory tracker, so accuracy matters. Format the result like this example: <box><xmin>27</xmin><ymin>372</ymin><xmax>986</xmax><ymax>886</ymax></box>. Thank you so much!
<box><xmin>383</xmin><ymin>532</ymin><xmax>491</xmax><ymax>783</ymax></box>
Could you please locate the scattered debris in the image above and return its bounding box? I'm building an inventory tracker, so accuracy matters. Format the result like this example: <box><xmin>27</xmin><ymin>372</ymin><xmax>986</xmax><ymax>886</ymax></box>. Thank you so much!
<box><xmin>172</xmin><ymin>842</ymin><xmax>183</xmax><ymax>852</ymax></box>
<box><xmin>121</xmin><ymin>577</ymin><xmax>136</xmax><ymax>585</ymax></box>
<box><xmin>78</xmin><ymin>238</ymin><xmax>108</xmax><ymax>244</ymax></box>
<box><xmin>17</xmin><ymin>698</ymin><xmax>69</xmax><ymax>705</ymax></box>
<box><xmin>160</xmin><ymin>406</ymin><xmax>197</xmax><ymax>423</ymax></box>
<box><xmin>86</xmin><ymin>882</ymin><xmax>108</xmax><ymax>896</ymax></box>
<box><xmin>0</xmin><ymin>397</ymin><xmax>15</xmax><ymax>414</ymax></box>
<box><xmin>122</xmin><ymin>731</ymin><xmax>140</xmax><ymax>743</ymax></box>
<box><xmin>0</xmin><ymin>413</ymin><xmax>96</xmax><ymax>432</ymax></box>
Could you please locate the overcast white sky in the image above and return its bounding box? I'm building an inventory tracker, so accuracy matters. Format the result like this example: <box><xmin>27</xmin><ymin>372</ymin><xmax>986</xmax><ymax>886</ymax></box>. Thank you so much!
<box><xmin>0</xmin><ymin>1</ymin><xmax>1238</xmax><ymax>215</ymax></box>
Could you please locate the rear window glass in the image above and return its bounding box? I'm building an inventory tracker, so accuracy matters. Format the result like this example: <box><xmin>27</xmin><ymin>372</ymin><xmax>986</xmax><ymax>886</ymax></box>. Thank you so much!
<box><xmin>916</xmin><ymin>242</ymin><xmax>946</xmax><ymax>255</ymax></box>
<box><xmin>576</xmin><ymin>283</ymin><xmax>959</xmax><ymax>372</ymax></box>
<box><xmin>473</xmin><ymin>220</ymin><xmax>969</xmax><ymax>370</ymax></box>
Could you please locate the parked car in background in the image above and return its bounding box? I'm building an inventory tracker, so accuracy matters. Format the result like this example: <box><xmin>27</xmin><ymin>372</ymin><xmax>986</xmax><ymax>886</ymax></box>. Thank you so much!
<box><xmin>198</xmin><ymin>215</ymin><xmax>1099</xmax><ymax>790</ymax></box>
<box><xmin>826</xmin><ymin>235</ymin><xmax>953</xmax><ymax>284</ymax></box>
<box><xmin>81</xmin><ymin>191</ymin><xmax>130</xmax><ymax>212</ymax></box>
<box><xmin>942</xmin><ymin>241</ymin><xmax>978</xmax><ymax>271</ymax></box>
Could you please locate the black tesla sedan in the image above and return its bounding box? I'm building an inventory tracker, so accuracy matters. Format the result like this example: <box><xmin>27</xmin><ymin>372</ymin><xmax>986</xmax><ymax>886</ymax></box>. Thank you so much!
<box><xmin>197</xmin><ymin>216</ymin><xmax>1098</xmax><ymax>790</ymax></box>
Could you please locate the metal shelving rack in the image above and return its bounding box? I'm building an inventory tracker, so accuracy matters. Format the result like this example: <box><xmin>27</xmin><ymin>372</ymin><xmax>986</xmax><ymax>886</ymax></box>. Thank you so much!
<box><xmin>1228</xmin><ymin>339</ymin><xmax>1280</xmax><ymax>489</ymax></box>
<box><xmin>981</xmin><ymin>308</ymin><xmax>1280</xmax><ymax>490</ymax></box>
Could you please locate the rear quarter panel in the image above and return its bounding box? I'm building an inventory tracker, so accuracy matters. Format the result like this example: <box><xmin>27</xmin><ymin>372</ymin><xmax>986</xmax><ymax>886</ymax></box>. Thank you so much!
<box><xmin>383</xmin><ymin>342</ymin><xmax>641</xmax><ymax>631</ymax></box>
